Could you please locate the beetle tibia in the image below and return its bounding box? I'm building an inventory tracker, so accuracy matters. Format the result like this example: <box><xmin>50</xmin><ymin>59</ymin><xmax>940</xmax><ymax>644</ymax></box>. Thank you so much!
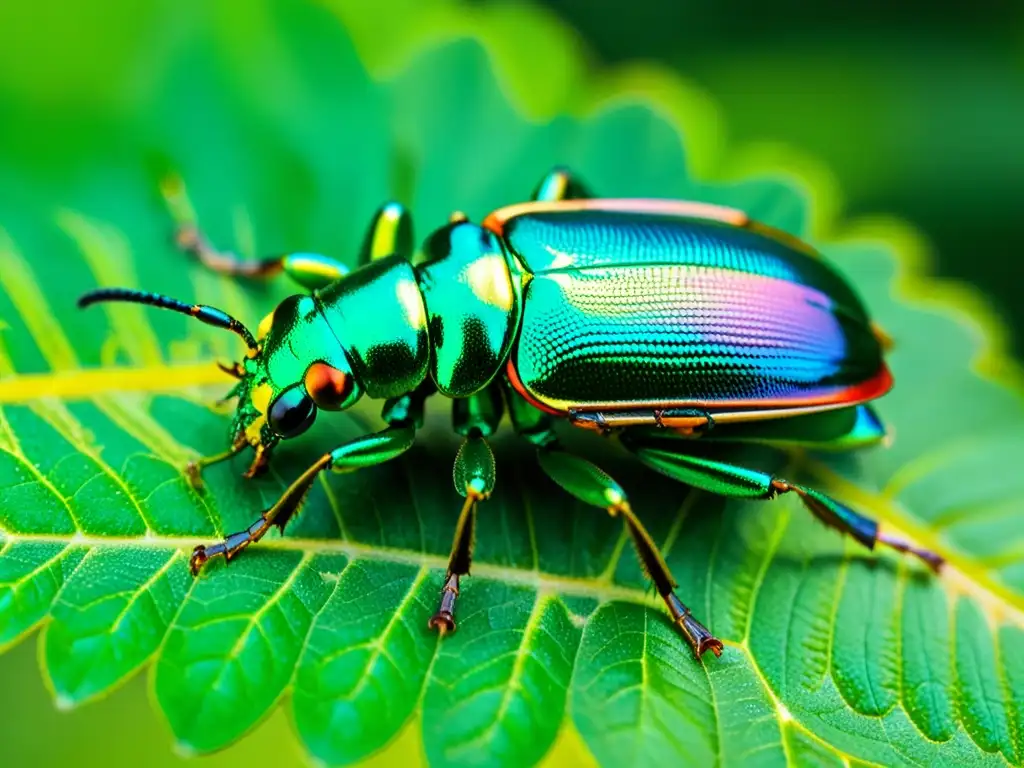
<box><xmin>428</xmin><ymin>573</ymin><xmax>460</xmax><ymax>635</ymax></box>
<box><xmin>666</xmin><ymin>593</ymin><xmax>723</xmax><ymax>658</ymax></box>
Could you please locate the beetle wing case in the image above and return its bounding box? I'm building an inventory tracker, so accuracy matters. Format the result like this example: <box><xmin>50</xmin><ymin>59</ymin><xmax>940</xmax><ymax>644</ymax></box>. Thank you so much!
<box><xmin>492</xmin><ymin>202</ymin><xmax>888</xmax><ymax>418</ymax></box>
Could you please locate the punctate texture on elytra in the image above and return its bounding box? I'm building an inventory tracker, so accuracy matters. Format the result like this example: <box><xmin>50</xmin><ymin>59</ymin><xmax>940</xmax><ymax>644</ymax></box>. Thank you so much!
<box><xmin>0</xmin><ymin>2</ymin><xmax>1021</xmax><ymax>767</ymax></box>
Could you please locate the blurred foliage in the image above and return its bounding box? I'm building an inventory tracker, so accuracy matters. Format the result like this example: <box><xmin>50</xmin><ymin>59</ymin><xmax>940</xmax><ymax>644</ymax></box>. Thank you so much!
<box><xmin>521</xmin><ymin>0</ymin><xmax>1024</xmax><ymax>354</ymax></box>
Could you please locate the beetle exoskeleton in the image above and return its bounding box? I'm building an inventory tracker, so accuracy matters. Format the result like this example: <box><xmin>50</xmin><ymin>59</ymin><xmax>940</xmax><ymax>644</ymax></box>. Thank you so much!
<box><xmin>77</xmin><ymin>168</ymin><xmax>942</xmax><ymax>662</ymax></box>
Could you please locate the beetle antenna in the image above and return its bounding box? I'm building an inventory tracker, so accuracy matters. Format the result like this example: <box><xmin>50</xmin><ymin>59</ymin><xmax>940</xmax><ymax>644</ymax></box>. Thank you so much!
<box><xmin>77</xmin><ymin>287</ymin><xmax>258</xmax><ymax>352</ymax></box>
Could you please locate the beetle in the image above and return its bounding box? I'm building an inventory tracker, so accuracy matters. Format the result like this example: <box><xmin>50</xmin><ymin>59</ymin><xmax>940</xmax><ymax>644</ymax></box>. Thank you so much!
<box><xmin>77</xmin><ymin>168</ymin><xmax>942</xmax><ymax>659</ymax></box>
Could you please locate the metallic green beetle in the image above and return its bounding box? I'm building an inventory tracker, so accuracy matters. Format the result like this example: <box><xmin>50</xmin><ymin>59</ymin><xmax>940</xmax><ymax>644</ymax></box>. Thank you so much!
<box><xmin>77</xmin><ymin>169</ymin><xmax>942</xmax><ymax>659</ymax></box>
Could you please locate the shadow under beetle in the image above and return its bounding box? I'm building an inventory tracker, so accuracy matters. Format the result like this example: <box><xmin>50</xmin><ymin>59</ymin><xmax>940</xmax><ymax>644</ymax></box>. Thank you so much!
<box><xmin>77</xmin><ymin>168</ymin><xmax>943</xmax><ymax>659</ymax></box>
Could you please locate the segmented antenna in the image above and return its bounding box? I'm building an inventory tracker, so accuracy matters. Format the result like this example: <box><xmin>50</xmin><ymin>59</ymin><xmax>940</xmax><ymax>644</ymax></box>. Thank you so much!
<box><xmin>77</xmin><ymin>288</ymin><xmax>258</xmax><ymax>351</ymax></box>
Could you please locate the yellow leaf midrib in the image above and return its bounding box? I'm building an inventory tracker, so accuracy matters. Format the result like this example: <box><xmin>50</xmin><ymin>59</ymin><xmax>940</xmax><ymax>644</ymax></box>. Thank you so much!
<box><xmin>3</xmin><ymin>520</ymin><xmax>1021</xmax><ymax>636</ymax></box>
<box><xmin>0</xmin><ymin>530</ymin><xmax>670</xmax><ymax>607</ymax></box>
<box><xmin>0</xmin><ymin>364</ymin><xmax>230</xmax><ymax>404</ymax></box>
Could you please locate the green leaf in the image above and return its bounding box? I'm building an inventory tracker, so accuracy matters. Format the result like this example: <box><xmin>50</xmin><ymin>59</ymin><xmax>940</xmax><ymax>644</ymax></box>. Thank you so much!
<box><xmin>1</xmin><ymin>1</ymin><xmax>1022</xmax><ymax>766</ymax></box>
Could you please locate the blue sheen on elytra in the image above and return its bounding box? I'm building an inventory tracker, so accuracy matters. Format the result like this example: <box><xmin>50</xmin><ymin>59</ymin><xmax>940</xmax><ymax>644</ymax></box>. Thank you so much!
<box><xmin>511</xmin><ymin>265</ymin><xmax>880</xmax><ymax>410</ymax></box>
<box><xmin>503</xmin><ymin>209</ymin><xmax>868</xmax><ymax>317</ymax></box>
<box><xmin>501</xmin><ymin>207</ymin><xmax>884</xmax><ymax>411</ymax></box>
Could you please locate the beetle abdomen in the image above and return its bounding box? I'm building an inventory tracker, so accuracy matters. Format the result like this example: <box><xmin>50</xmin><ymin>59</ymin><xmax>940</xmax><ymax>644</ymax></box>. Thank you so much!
<box><xmin>508</xmin><ymin>265</ymin><xmax>888</xmax><ymax>413</ymax></box>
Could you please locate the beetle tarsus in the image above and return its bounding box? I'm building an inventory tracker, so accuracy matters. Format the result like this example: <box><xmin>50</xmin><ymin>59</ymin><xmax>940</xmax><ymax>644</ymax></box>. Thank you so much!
<box><xmin>189</xmin><ymin>517</ymin><xmax>271</xmax><ymax>576</ymax></box>
<box><xmin>188</xmin><ymin>535</ymin><xmax>247</xmax><ymax>575</ymax></box>
<box><xmin>771</xmin><ymin>479</ymin><xmax>945</xmax><ymax>573</ymax></box>
<box><xmin>428</xmin><ymin>573</ymin><xmax>460</xmax><ymax>634</ymax></box>
<box><xmin>878</xmin><ymin>532</ymin><xmax>944</xmax><ymax>573</ymax></box>
<box><xmin>172</xmin><ymin>219</ymin><xmax>284</xmax><ymax>279</ymax></box>
<box><xmin>666</xmin><ymin>592</ymin><xmax>723</xmax><ymax>659</ymax></box>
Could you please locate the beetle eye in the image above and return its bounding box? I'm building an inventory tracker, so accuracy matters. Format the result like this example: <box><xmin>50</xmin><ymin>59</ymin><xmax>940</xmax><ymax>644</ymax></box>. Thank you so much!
<box><xmin>304</xmin><ymin>362</ymin><xmax>353</xmax><ymax>411</ymax></box>
<box><xmin>268</xmin><ymin>385</ymin><xmax>317</xmax><ymax>439</ymax></box>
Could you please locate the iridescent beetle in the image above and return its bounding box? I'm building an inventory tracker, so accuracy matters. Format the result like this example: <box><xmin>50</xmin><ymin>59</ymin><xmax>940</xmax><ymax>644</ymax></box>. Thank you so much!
<box><xmin>77</xmin><ymin>169</ymin><xmax>942</xmax><ymax>659</ymax></box>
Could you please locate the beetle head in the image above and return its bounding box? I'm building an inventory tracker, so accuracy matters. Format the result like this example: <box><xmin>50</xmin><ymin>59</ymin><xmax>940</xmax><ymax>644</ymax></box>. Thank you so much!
<box><xmin>77</xmin><ymin>287</ymin><xmax>364</xmax><ymax>479</ymax></box>
<box><xmin>221</xmin><ymin>293</ymin><xmax>365</xmax><ymax>475</ymax></box>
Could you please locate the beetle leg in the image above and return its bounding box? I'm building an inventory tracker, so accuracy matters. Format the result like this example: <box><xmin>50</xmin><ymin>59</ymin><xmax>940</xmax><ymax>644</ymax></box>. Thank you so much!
<box><xmin>428</xmin><ymin>435</ymin><xmax>496</xmax><ymax>633</ymax></box>
<box><xmin>536</xmin><ymin>446</ymin><xmax>723</xmax><ymax>659</ymax></box>
<box><xmin>176</xmin><ymin>228</ymin><xmax>350</xmax><ymax>291</ymax></box>
<box><xmin>428</xmin><ymin>387</ymin><xmax>504</xmax><ymax>632</ymax></box>
<box><xmin>531</xmin><ymin>167</ymin><xmax>592</xmax><ymax>202</ymax></box>
<box><xmin>189</xmin><ymin>453</ymin><xmax>330</xmax><ymax>575</ymax></box>
<box><xmin>380</xmin><ymin>378</ymin><xmax>438</xmax><ymax>428</ymax></box>
<box><xmin>769</xmin><ymin>479</ymin><xmax>942</xmax><ymax>571</ymax></box>
<box><xmin>172</xmin><ymin>223</ymin><xmax>350</xmax><ymax>290</ymax></box>
<box><xmin>189</xmin><ymin>423</ymin><xmax>417</xmax><ymax>575</ymax></box>
<box><xmin>161</xmin><ymin>175</ymin><xmax>351</xmax><ymax>289</ymax></box>
<box><xmin>358</xmin><ymin>201</ymin><xmax>414</xmax><ymax>265</ymax></box>
<box><xmin>621</xmin><ymin>435</ymin><xmax>943</xmax><ymax>572</ymax></box>
<box><xmin>504</xmin><ymin>384</ymin><xmax>721</xmax><ymax>657</ymax></box>
<box><xmin>428</xmin><ymin>491</ymin><xmax>477</xmax><ymax>635</ymax></box>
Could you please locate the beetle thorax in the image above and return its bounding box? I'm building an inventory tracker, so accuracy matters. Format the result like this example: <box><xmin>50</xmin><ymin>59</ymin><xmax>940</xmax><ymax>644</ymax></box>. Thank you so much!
<box><xmin>415</xmin><ymin>221</ymin><xmax>519</xmax><ymax>398</ymax></box>
<box><xmin>316</xmin><ymin>255</ymin><xmax>431</xmax><ymax>399</ymax></box>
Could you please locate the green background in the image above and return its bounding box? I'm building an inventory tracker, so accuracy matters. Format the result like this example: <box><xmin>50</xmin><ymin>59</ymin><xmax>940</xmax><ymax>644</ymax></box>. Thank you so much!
<box><xmin>537</xmin><ymin>0</ymin><xmax>1024</xmax><ymax>355</ymax></box>
<box><xmin>1</xmin><ymin>1</ymin><xmax>1021</xmax><ymax>766</ymax></box>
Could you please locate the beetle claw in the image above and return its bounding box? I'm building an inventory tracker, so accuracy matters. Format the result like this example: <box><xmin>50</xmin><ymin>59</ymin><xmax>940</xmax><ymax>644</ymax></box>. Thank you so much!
<box><xmin>665</xmin><ymin>592</ymin><xmax>722</xmax><ymax>660</ymax></box>
<box><xmin>691</xmin><ymin>629</ymin><xmax>724</xmax><ymax>659</ymax></box>
<box><xmin>185</xmin><ymin>461</ymin><xmax>205</xmax><ymax>492</ymax></box>
<box><xmin>429</xmin><ymin>574</ymin><xmax>460</xmax><ymax>635</ymax></box>
<box><xmin>243</xmin><ymin>444</ymin><xmax>270</xmax><ymax>479</ymax></box>
<box><xmin>428</xmin><ymin>611</ymin><xmax>456</xmax><ymax>635</ymax></box>
<box><xmin>188</xmin><ymin>541</ymin><xmax>234</xmax><ymax>576</ymax></box>
<box><xmin>189</xmin><ymin>533</ymin><xmax>246</xmax><ymax>576</ymax></box>
<box><xmin>216</xmin><ymin>360</ymin><xmax>245</xmax><ymax>380</ymax></box>
<box><xmin>916</xmin><ymin>548</ymin><xmax>945</xmax><ymax>573</ymax></box>
<box><xmin>189</xmin><ymin>545</ymin><xmax>211</xmax><ymax>576</ymax></box>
